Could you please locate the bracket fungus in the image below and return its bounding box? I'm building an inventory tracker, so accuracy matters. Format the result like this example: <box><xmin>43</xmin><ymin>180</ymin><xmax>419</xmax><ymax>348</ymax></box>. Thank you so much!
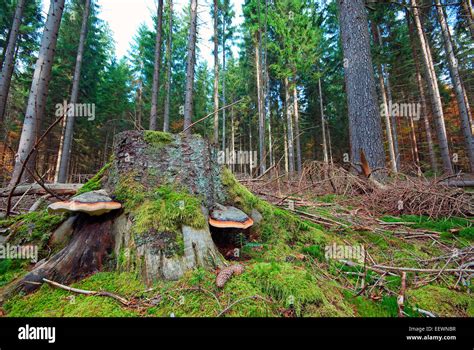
<box><xmin>48</xmin><ymin>190</ymin><xmax>121</xmax><ymax>216</ymax></box>
<box><xmin>209</xmin><ymin>204</ymin><xmax>254</xmax><ymax>229</ymax></box>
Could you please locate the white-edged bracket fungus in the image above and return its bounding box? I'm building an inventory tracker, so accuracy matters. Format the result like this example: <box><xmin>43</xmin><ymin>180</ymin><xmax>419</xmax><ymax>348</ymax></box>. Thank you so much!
<box><xmin>209</xmin><ymin>204</ymin><xmax>254</xmax><ymax>229</ymax></box>
<box><xmin>48</xmin><ymin>190</ymin><xmax>121</xmax><ymax>216</ymax></box>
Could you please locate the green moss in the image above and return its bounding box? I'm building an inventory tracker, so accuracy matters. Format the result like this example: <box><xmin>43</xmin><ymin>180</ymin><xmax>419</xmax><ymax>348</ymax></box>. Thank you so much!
<box><xmin>4</xmin><ymin>272</ymin><xmax>144</xmax><ymax>317</ymax></box>
<box><xmin>144</xmin><ymin>131</ymin><xmax>173</xmax><ymax>148</ymax></box>
<box><xmin>221</xmin><ymin>167</ymin><xmax>260</xmax><ymax>213</ymax></box>
<box><xmin>0</xmin><ymin>210</ymin><xmax>65</xmax><ymax>252</ymax></box>
<box><xmin>246</xmin><ymin>262</ymin><xmax>324</xmax><ymax>316</ymax></box>
<box><xmin>132</xmin><ymin>185</ymin><xmax>206</xmax><ymax>234</ymax></box>
<box><xmin>0</xmin><ymin>259</ymin><xmax>29</xmax><ymax>289</ymax></box>
<box><xmin>302</xmin><ymin>245</ymin><xmax>326</xmax><ymax>262</ymax></box>
<box><xmin>76</xmin><ymin>162</ymin><xmax>111</xmax><ymax>195</ymax></box>
<box><xmin>407</xmin><ymin>285</ymin><xmax>474</xmax><ymax>317</ymax></box>
<box><xmin>114</xmin><ymin>174</ymin><xmax>146</xmax><ymax>210</ymax></box>
<box><xmin>381</xmin><ymin>215</ymin><xmax>472</xmax><ymax>236</ymax></box>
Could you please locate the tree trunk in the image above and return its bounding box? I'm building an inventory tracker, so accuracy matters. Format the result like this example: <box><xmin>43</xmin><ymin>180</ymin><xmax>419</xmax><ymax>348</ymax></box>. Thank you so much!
<box><xmin>371</xmin><ymin>22</ymin><xmax>397</xmax><ymax>173</ymax></box>
<box><xmin>411</xmin><ymin>0</ymin><xmax>453</xmax><ymax>174</ymax></box>
<box><xmin>338</xmin><ymin>0</ymin><xmax>386</xmax><ymax>177</ymax></box>
<box><xmin>213</xmin><ymin>0</ymin><xmax>219</xmax><ymax>145</ymax></box>
<box><xmin>183</xmin><ymin>0</ymin><xmax>198</xmax><ymax>135</ymax></box>
<box><xmin>255</xmin><ymin>37</ymin><xmax>266</xmax><ymax>175</ymax></box>
<box><xmin>0</xmin><ymin>0</ymin><xmax>25</xmax><ymax>123</ymax></box>
<box><xmin>436</xmin><ymin>0</ymin><xmax>474</xmax><ymax>171</ymax></box>
<box><xmin>319</xmin><ymin>77</ymin><xmax>329</xmax><ymax>164</ymax></box>
<box><xmin>150</xmin><ymin>0</ymin><xmax>164</xmax><ymax>131</ymax></box>
<box><xmin>57</xmin><ymin>0</ymin><xmax>91</xmax><ymax>183</ymax></box>
<box><xmin>163</xmin><ymin>0</ymin><xmax>173</xmax><ymax>133</ymax></box>
<box><xmin>462</xmin><ymin>0</ymin><xmax>474</xmax><ymax>41</ymax></box>
<box><xmin>293</xmin><ymin>81</ymin><xmax>302</xmax><ymax>174</ymax></box>
<box><xmin>221</xmin><ymin>15</ymin><xmax>227</xmax><ymax>153</ymax></box>
<box><xmin>9</xmin><ymin>0</ymin><xmax>66</xmax><ymax>186</ymax></box>
<box><xmin>284</xmin><ymin>77</ymin><xmax>295</xmax><ymax>174</ymax></box>
<box><xmin>407</xmin><ymin>12</ymin><xmax>438</xmax><ymax>173</ymax></box>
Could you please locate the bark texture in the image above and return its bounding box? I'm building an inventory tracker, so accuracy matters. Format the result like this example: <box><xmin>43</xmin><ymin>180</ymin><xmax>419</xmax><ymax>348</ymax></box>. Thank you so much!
<box><xmin>183</xmin><ymin>0</ymin><xmax>198</xmax><ymax>135</ymax></box>
<box><xmin>338</xmin><ymin>0</ymin><xmax>386</xmax><ymax>176</ymax></box>
<box><xmin>0</xmin><ymin>0</ymin><xmax>25</xmax><ymax>123</ymax></box>
<box><xmin>57</xmin><ymin>0</ymin><xmax>91</xmax><ymax>183</ymax></box>
<box><xmin>10</xmin><ymin>0</ymin><xmax>66</xmax><ymax>186</ymax></box>
<box><xmin>150</xmin><ymin>0</ymin><xmax>164</xmax><ymax>131</ymax></box>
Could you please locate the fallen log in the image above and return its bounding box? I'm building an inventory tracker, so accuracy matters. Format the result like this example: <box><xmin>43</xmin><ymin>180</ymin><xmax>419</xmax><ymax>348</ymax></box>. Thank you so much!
<box><xmin>0</xmin><ymin>183</ymin><xmax>82</xmax><ymax>197</ymax></box>
<box><xmin>441</xmin><ymin>180</ymin><xmax>474</xmax><ymax>187</ymax></box>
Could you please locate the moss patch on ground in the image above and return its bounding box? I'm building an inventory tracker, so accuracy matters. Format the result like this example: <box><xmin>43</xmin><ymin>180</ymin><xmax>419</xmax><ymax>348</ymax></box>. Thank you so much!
<box><xmin>3</xmin><ymin>272</ymin><xmax>144</xmax><ymax>317</ymax></box>
<box><xmin>407</xmin><ymin>285</ymin><xmax>474</xmax><ymax>317</ymax></box>
<box><xmin>0</xmin><ymin>210</ymin><xmax>65</xmax><ymax>254</ymax></box>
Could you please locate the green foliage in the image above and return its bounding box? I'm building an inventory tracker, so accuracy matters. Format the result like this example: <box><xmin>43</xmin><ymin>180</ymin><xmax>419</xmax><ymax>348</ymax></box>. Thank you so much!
<box><xmin>76</xmin><ymin>162</ymin><xmax>111</xmax><ymax>195</ymax></box>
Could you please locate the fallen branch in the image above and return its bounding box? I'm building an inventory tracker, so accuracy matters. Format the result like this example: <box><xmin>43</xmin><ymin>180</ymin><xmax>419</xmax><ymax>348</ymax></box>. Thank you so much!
<box><xmin>0</xmin><ymin>183</ymin><xmax>82</xmax><ymax>197</ymax></box>
<box><xmin>42</xmin><ymin>278</ymin><xmax>130</xmax><ymax>306</ymax></box>
<box><xmin>397</xmin><ymin>272</ymin><xmax>407</xmax><ymax>317</ymax></box>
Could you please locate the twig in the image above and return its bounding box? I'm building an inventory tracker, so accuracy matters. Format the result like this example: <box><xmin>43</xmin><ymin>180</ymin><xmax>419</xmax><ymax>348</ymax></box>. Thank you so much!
<box><xmin>42</xmin><ymin>278</ymin><xmax>130</xmax><ymax>306</ymax></box>
<box><xmin>217</xmin><ymin>295</ymin><xmax>271</xmax><ymax>317</ymax></box>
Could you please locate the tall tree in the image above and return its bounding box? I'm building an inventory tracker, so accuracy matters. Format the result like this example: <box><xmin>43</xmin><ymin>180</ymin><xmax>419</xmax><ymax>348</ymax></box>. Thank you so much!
<box><xmin>338</xmin><ymin>0</ymin><xmax>386</xmax><ymax>176</ymax></box>
<box><xmin>435</xmin><ymin>0</ymin><xmax>474</xmax><ymax>171</ymax></box>
<box><xmin>0</xmin><ymin>0</ymin><xmax>25</xmax><ymax>123</ymax></box>
<box><xmin>411</xmin><ymin>0</ymin><xmax>452</xmax><ymax>174</ymax></box>
<box><xmin>150</xmin><ymin>0</ymin><xmax>164</xmax><ymax>130</ymax></box>
<box><xmin>163</xmin><ymin>0</ymin><xmax>173</xmax><ymax>132</ymax></box>
<box><xmin>9</xmin><ymin>0</ymin><xmax>66</xmax><ymax>186</ymax></box>
<box><xmin>371</xmin><ymin>22</ymin><xmax>397</xmax><ymax>173</ymax></box>
<box><xmin>183</xmin><ymin>0</ymin><xmax>198</xmax><ymax>135</ymax></box>
<box><xmin>212</xmin><ymin>0</ymin><xmax>219</xmax><ymax>144</ymax></box>
<box><xmin>56</xmin><ymin>0</ymin><xmax>91</xmax><ymax>183</ymax></box>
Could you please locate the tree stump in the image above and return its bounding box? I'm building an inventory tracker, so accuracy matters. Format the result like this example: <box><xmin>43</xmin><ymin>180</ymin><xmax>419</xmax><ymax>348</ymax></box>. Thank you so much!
<box><xmin>16</xmin><ymin>131</ymin><xmax>250</xmax><ymax>293</ymax></box>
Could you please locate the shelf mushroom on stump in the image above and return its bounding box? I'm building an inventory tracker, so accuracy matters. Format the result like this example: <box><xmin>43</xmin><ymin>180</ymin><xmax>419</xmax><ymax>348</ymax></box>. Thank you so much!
<box><xmin>16</xmin><ymin>190</ymin><xmax>123</xmax><ymax>293</ymax></box>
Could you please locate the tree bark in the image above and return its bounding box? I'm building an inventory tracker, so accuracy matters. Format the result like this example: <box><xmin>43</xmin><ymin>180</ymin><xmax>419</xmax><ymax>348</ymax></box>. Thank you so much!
<box><xmin>371</xmin><ymin>22</ymin><xmax>397</xmax><ymax>174</ymax></box>
<box><xmin>284</xmin><ymin>77</ymin><xmax>295</xmax><ymax>174</ymax></box>
<box><xmin>213</xmin><ymin>0</ymin><xmax>219</xmax><ymax>145</ymax></box>
<box><xmin>57</xmin><ymin>0</ymin><xmax>91</xmax><ymax>183</ymax></box>
<box><xmin>411</xmin><ymin>0</ymin><xmax>453</xmax><ymax>174</ymax></box>
<box><xmin>183</xmin><ymin>0</ymin><xmax>198</xmax><ymax>135</ymax></box>
<box><xmin>0</xmin><ymin>0</ymin><xmax>25</xmax><ymax>123</ymax></box>
<box><xmin>9</xmin><ymin>0</ymin><xmax>66</xmax><ymax>186</ymax></box>
<box><xmin>163</xmin><ymin>0</ymin><xmax>173</xmax><ymax>132</ymax></box>
<box><xmin>319</xmin><ymin>77</ymin><xmax>329</xmax><ymax>164</ymax></box>
<box><xmin>338</xmin><ymin>0</ymin><xmax>386</xmax><ymax>177</ymax></box>
<box><xmin>293</xmin><ymin>81</ymin><xmax>302</xmax><ymax>174</ymax></box>
<box><xmin>462</xmin><ymin>0</ymin><xmax>474</xmax><ymax>41</ymax></box>
<box><xmin>407</xmin><ymin>12</ymin><xmax>438</xmax><ymax>173</ymax></box>
<box><xmin>150</xmin><ymin>0</ymin><xmax>164</xmax><ymax>131</ymax></box>
<box><xmin>255</xmin><ymin>37</ymin><xmax>266</xmax><ymax>175</ymax></box>
<box><xmin>436</xmin><ymin>0</ymin><xmax>474</xmax><ymax>171</ymax></box>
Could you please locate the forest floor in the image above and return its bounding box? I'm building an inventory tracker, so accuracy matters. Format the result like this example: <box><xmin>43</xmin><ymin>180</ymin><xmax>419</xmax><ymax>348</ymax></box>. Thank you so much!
<box><xmin>0</xmin><ymin>165</ymin><xmax>472</xmax><ymax>317</ymax></box>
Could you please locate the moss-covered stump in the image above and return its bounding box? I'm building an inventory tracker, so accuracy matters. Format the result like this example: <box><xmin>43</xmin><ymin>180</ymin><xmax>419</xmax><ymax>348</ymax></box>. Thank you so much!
<box><xmin>106</xmin><ymin>131</ymin><xmax>230</xmax><ymax>283</ymax></box>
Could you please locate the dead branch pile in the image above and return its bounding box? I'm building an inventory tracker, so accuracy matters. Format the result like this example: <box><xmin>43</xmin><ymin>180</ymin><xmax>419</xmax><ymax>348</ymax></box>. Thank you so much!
<box><xmin>367</xmin><ymin>178</ymin><xmax>473</xmax><ymax>218</ymax></box>
<box><xmin>244</xmin><ymin>161</ymin><xmax>473</xmax><ymax>219</ymax></box>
